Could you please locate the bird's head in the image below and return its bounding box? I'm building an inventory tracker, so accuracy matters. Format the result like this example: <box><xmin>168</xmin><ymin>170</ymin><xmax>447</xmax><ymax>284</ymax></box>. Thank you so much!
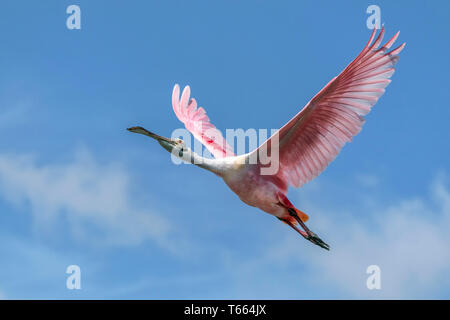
<box><xmin>127</xmin><ymin>126</ymin><xmax>189</xmax><ymax>159</ymax></box>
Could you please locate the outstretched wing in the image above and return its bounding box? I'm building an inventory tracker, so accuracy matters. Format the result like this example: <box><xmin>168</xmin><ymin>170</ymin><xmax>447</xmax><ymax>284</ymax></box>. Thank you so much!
<box><xmin>172</xmin><ymin>84</ymin><xmax>235</xmax><ymax>158</ymax></box>
<box><xmin>253</xmin><ymin>26</ymin><xmax>405</xmax><ymax>188</ymax></box>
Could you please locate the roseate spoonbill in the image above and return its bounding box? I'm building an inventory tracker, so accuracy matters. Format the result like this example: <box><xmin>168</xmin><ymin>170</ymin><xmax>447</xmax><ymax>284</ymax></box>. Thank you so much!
<box><xmin>128</xmin><ymin>27</ymin><xmax>404</xmax><ymax>250</ymax></box>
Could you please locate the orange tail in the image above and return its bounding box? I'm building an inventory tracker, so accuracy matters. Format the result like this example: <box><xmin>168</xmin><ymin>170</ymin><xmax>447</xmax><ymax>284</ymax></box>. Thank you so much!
<box><xmin>284</xmin><ymin>208</ymin><xmax>309</xmax><ymax>226</ymax></box>
<box><xmin>277</xmin><ymin>193</ymin><xmax>309</xmax><ymax>224</ymax></box>
<box><xmin>294</xmin><ymin>208</ymin><xmax>309</xmax><ymax>222</ymax></box>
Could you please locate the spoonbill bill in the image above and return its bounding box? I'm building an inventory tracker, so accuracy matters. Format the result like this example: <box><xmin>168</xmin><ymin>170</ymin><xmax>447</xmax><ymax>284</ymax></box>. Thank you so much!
<box><xmin>128</xmin><ymin>27</ymin><xmax>404</xmax><ymax>250</ymax></box>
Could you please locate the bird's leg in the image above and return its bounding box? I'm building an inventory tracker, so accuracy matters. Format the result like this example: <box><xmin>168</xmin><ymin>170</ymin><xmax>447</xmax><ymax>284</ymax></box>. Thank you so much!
<box><xmin>278</xmin><ymin>217</ymin><xmax>309</xmax><ymax>240</ymax></box>
<box><xmin>287</xmin><ymin>208</ymin><xmax>330</xmax><ymax>251</ymax></box>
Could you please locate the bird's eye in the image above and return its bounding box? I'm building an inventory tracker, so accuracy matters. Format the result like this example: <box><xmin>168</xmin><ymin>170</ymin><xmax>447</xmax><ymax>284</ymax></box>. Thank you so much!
<box><xmin>179</xmin><ymin>148</ymin><xmax>184</xmax><ymax>157</ymax></box>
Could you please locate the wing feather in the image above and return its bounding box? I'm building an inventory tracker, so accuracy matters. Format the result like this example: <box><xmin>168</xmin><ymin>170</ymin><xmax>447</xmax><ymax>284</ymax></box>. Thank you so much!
<box><xmin>252</xmin><ymin>27</ymin><xmax>405</xmax><ymax>188</ymax></box>
<box><xmin>172</xmin><ymin>84</ymin><xmax>235</xmax><ymax>158</ymax></box>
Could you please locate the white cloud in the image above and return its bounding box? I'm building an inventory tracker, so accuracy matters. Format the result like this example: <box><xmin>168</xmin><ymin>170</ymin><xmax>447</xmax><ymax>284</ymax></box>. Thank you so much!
<box><xmin>0</xmin><ymin>141</ymin><xmax>448</xmax><ymax>298</ymax></box>
<box><xmin>0</xmin><ymin>148</ymin><xmax>172</xmax><ymax>248</ymax></box>
<box><xmin>308</xmin><ymin>193</ymin><xmax>450</xmax><ymax>298</ymax></box>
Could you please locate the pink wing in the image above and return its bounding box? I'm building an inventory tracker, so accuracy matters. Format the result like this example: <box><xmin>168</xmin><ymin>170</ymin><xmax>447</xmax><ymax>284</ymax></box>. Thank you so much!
<box><xmin>253</xmin><ymin>26</ymin><xmax>405</xmax><ymax>188</ymax></box>
<box><xmin>172</xmin><ymin>84</ymin><xmax>235</xmax><ymax>158</ymax></box>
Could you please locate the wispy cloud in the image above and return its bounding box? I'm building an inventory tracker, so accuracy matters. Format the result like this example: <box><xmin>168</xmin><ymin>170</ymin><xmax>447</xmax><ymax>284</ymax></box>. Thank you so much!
<box><xmin>0</xmin><ymin>148</ymin><xmax>172</xmax><ymax>248</ymax></box>
<box><xmin>0</xmin><ymin>143</ymin><xmax>448</xmax><ymax>298</ymax></box>
<box><xmin>355</xmin><ymin>173</ymin><xmax>380</xmax><ymax>188</ymax></box>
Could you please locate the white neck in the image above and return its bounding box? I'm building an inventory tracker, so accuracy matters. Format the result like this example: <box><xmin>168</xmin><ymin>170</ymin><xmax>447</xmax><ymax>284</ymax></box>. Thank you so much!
<box><xmin>178</xmin><ymin>149</ymin><xmax>235</xmax><ymax>177</ymax></box>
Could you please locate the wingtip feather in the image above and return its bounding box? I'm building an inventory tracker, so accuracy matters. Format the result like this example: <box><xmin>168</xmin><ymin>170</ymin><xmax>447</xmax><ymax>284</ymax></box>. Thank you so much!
<box><xmin>172</xmin><ymin>83</ymin><xmax>181</xmax><ymax>110</ymax></box>
<box><xmin>383</xmin><ymin>30</ymin><xmax>400</xmax><ymax>49</ymax></box>
<box><xmin>389</xmin><ymin>42</ymin><xmax>406</xmax><ymax>56</ymax></box>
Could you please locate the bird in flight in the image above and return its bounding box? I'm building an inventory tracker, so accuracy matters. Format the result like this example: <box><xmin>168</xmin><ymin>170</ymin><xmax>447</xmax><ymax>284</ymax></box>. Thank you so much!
<box><xmin>128</xmin><ymin>27</ymin><xmax>404</xmax><ymax>250</ymax></box>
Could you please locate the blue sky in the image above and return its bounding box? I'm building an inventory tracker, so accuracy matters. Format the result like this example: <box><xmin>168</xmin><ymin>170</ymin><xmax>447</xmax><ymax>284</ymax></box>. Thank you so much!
<box><xmin>0</xmin><ymin>0</ymin><xmax>449</xmax><ymax>299</ymax></box>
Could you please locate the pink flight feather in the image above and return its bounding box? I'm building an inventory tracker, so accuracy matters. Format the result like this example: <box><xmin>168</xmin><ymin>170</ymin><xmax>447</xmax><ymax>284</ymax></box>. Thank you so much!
<box><xmin>172</xmin><ymin>84</ymin><xmax>235</xmax><ymax>159</ymax></box>
<box><xmin>253</xmin><ymin>26</ymin><xmax>405</xmax><ymax>188</ymax></box>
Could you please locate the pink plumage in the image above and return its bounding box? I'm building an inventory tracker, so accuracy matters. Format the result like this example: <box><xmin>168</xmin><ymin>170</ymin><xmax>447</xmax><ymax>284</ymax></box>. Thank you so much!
<box><xmin>252</xmin><ymin>25</ymin><xmax>405</xmax><ymax>189</ymax></box>
<box><xmin>133</xmin><ymin>27</ymin><xmax>405</xmax><ymax>250</ymax></box>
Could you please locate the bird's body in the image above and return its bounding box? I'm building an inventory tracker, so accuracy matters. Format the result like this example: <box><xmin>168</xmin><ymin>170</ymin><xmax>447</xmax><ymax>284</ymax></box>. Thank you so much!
<box><xmin>128</xmin><ymin>26</ymin><xmax>405</xmax><ymax>250</ymax></box>
<box><xmin>222</xmin><ymin>160</ymin><xmax>287</xmax><ymax>218</ymax></box>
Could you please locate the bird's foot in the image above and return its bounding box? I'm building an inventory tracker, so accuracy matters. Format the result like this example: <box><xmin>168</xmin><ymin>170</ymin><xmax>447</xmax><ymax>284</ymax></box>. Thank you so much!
<box><xmin>305</xmin><ymin>231</ymin><xmax>330</xmax><ymax>251</ymax></box>
<box><xmin>287</xmin><ymin>208</ymin><xmax>330</xmax><ymax>250</ymax></box>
